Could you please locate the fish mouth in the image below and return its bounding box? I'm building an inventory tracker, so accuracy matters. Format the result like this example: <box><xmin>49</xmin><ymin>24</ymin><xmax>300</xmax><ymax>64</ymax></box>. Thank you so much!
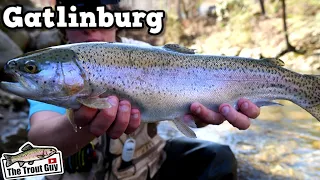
<box><xmin>0</xmin><ymin>65</ymin><xmax>19</xmax><ymax>83</ymax></box>
<box><xmin>2</xmin><ymin>73</ymin><xmax>19</xmax><ymax>83</ymax></box>
<box><xmin>1</xmin><ymin>81</ymin><xmax>26</xmax><ymax>94</ymax></box>
<box><xmin>0</xmin><ymin>78</ymin><xmax>38</xmax><ymax>98</ymax></box>
<box><xmin>0</xmin><ymin>70</ymin><xmax>23</xmax><ymax>89</ymax></box>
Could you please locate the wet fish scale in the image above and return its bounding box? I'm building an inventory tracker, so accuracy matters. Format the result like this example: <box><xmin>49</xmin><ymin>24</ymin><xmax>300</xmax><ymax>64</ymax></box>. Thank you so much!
<box><xmin>1</xmin><ymin>42</ymin><xmax>320</xmax><ymax>138</ymax></box>
<box><xmin>71</xmin><ymin>43</ymin><xmax>318</xmax><ymax>118</ymax></box>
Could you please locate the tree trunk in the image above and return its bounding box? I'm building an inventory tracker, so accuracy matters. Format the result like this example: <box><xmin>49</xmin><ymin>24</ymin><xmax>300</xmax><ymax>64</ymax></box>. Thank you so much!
<box><xmin>178</xmin><ymin>0</ymin><xmax>182</xmax><ymax>20</ymax></box>
<box><xmin>281</xmin><ymin>0</ymin><xmax>291</xmax><ymax>49</ymax></box>
<box><xmin>259</xmin><ymin>0</ymin><xmax>266</xmax><ymax>15</ymax></box>
<box><xmin>276</xmin><ymin>0</ymin><xmax>306</xmax><ymax>58</ymax></box>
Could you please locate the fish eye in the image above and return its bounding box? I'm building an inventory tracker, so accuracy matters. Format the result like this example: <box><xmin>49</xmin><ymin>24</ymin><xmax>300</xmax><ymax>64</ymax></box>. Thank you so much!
<box><xmin>24</xmin><ymin>60</ymin><xmax>39</xmax><ymax>74</ymax></box>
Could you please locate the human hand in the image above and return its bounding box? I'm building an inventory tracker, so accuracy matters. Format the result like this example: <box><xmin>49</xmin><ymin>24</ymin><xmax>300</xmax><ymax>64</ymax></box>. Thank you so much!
<box><xmin>185</xmin><ymin>98</ymin><xmax>260</xmax><ymax>130</ymax></box>
<box><xmin>72</xmin><ymin>96</ymin><xmax>141</xmax><ymax>139</ymax></box>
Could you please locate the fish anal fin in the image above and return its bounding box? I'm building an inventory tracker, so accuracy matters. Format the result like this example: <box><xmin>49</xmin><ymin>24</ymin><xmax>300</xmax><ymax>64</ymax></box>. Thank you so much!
<box><xmin>28</xmin><ymin>161</ymin><xmax>34</xmax><ymax>165</ymax></box>
<box><xmin>18</xmin><ymin>161</ymin><xmax>25</xmax><ymax>167</ymax></box>
<box><xmin>21</xmin><ymin>143</ymin><xmax>33</xmax><ymax>151</ymax></box>
<box><xmin>254</xmin><ymin>100</ymin><xmax>283</xmax><ymax>108</ymax></box>
<box><xmin>172</xmin><ymin>118</ymin><xmax>197</xmax><ymax>138</ymax></box>
<box><xmin>261</xmin><ymin>58</ymin><xmax>285</xmax><ymax>66</ymax></box>
<box><xmin>76</xmin><ymin>97</ymin><xmax>113</xmax><ymax>109</ymax></box>
<box><xmin>163</xmin><ymin>44</ymin><xmax>196</xmax><ymax>54</ymax></box>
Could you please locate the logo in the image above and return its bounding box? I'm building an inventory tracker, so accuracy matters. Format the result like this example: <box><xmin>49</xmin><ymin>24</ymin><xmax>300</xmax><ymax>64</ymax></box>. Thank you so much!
<box><xmin>1</xmin><ymin>142</ymin><xmax>64</xmax><ymax>180</ymax></box>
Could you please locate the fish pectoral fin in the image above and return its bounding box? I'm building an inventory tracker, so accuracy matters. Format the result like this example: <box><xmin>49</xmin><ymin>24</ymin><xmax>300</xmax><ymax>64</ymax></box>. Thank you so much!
<box><xmin>172</xmin><ymin>118</ymin><xmax>197</xmax><ymax>138</ymax></box>
<box><xmin>76</xmin><ymin>97</ymin><xmax>113</xmax><ymax>109</ymax></box>
<box><xmin>163</xmin><ymin>44</ymin><xmax>196</xmax><ymax>54</ymax></box>
<box><xmin>37</xmin><ymin>155</ymin><xmax>45</xmax><ymax>159</ymax></box>
<box><xmin>18</xmin><ymin>161</ymin><xmax>25</xmax><ymax>167</ymax></box>
<box><xmin>67</xmin><ymin>97</ymin><xmax>113</xmax><ymax>132</ymax></box>
<box><xmin>28</xmin><ymin>161</ymin><xmax>34</xmax><ymax>165</ymax></box>
<box><xmin>66</xmin><ymin>109</ymin><xmax>78</xmax><ymax>132</ymax></box>
<box><xmin>254</xmin><ymin>100</ymin><xmax>283</xmax><ymax>108</ymax></box>
<box><xmin>260</xmin><ymin>58</ymin><xmax>285</xmax><ymax>66</ymax></box>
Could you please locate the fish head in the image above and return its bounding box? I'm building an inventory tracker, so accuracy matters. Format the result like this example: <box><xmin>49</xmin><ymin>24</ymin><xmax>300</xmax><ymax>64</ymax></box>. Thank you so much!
<box><xmin>0</xmin><ymin>46</ymin><xmax>90</xmax><ymax>108</ymax></box>
<box><xmin>37</xmin><ymin>148</ymin><xmax>57</xmax><ymax>158</ymax></box>
<box><xmin>43</xmin><ymin>148</ymin><xmax>57</xmax><ymax>157</ymax></box>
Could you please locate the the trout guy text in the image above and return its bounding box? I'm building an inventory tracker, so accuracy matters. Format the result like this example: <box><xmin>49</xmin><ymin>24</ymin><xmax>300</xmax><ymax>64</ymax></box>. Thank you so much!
<box><xmin>1</xmin><ymin>5</ymin><xmax>165</xmax><ymax>35</ymax></box>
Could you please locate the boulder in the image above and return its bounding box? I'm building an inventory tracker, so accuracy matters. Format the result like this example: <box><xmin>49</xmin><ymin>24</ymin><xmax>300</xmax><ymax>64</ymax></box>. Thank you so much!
<box><xmin>0</xmin><ymin>30</ymin><xmax>23</xmax><ymax>76</ymax></box>
<box><xmin>28</xmin><ymin>29</ymin><xmax>64</xmax><ymax>51</ymax></box>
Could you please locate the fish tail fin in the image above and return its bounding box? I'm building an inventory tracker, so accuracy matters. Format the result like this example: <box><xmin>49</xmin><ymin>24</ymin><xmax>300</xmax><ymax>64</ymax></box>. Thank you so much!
<box><xmin>3</xmin><ymin>154</ymin><xmax>14</xmax><ymax>167</ymax></box>
<box><xmin>297</xmin><ymin>74</ymin><xmax>320</xmax><ymax>122</ymax></box>
<box><xmin>305</xmin><ymin>104</ymin><xmax>320</xmax><ymax>122</ymax></box>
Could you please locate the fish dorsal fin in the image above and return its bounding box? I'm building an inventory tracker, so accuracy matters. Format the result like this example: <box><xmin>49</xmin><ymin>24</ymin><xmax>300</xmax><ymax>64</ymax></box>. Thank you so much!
<box><xmin>163</xmin><ymin>44</ymin><xmax>196</xmax><ymax>54</ymax></box>
<box><xmin>21</xmin><ymin>144</ymin><xmax>33</xmax><ymax>151</ymax></box>
<box><xmin>261</xmin><ymin>58</ymin><xmax>285</xmax><ymax>66</ymax></box>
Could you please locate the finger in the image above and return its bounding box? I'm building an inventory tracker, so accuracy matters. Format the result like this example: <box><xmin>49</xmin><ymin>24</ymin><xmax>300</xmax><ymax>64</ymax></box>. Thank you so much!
<box><xmin>125</xmin><ymin>108</ymin><xmax>141</xmax><ymax>134</ymax></box>
<box><xmin>219</xmin><ymin>104</ymin><xmax>251</xmax><ymax>130</ymax></box>
<box><xmin>89</xmin><ymin>96</ymin><xmax>119</xmax><ymax>137</ymax></box>
<box><xmin>190</xmin><ymin>102</ymin><xmax>225</xmax><ymax>125</ymax></box>
<box><xmin>73</xmin><ymin>105</ymin><xmax>99</xmax><ymax>127</ymax></box>
<box><xmin>237</xmin><ymin>98</ymin><xmax>260</xmax><ymax>119</ymax></box>
<box><xmin>107</xmin><ymin>100</ymin><xmax>131</xmax><ymax>139</ymax></box>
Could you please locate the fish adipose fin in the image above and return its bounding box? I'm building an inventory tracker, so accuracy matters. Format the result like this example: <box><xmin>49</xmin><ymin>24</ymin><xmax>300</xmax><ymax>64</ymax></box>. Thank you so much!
<box><xmin>3</xmin><ymin>154</ymin><xmax>14</xmax><ymax>167</ymax></box>
<box><xmin>260</xmin><ymin>58</ymin><xmax>285</xmax><ymax>66</ymax></box>
<box><xmin>173</xmin><ymin>118</ymin><xmax>197</xmax><ymax>138</ymax></box>
<box><xmin>163</xmin><ymin>44</ymin><xmax>196</xmax><ymax>54</ymax></box>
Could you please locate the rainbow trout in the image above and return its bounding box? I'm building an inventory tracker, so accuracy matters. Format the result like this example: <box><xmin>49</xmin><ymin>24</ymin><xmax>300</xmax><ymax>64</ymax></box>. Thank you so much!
<box><xmin>1</xmin><ymin>42</ymin><xmax>319</xmax><ymax>138</ymax></box>
<box><xmin>2</xmin><ymin>142</ymin><xmax>57</xmax><ymax>167</ymax></box>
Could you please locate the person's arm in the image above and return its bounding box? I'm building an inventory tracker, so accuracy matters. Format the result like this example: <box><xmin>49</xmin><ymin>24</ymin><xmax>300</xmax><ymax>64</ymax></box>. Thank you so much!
<box><xmin>28</xmin><ymin>96</ymin><xmax>141</xmax><ymax>158</ymax></box>
<box><xmin>28</xmin><ymin>111</ymin><xmax>95</xmax><ymax>157</ymax></box>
